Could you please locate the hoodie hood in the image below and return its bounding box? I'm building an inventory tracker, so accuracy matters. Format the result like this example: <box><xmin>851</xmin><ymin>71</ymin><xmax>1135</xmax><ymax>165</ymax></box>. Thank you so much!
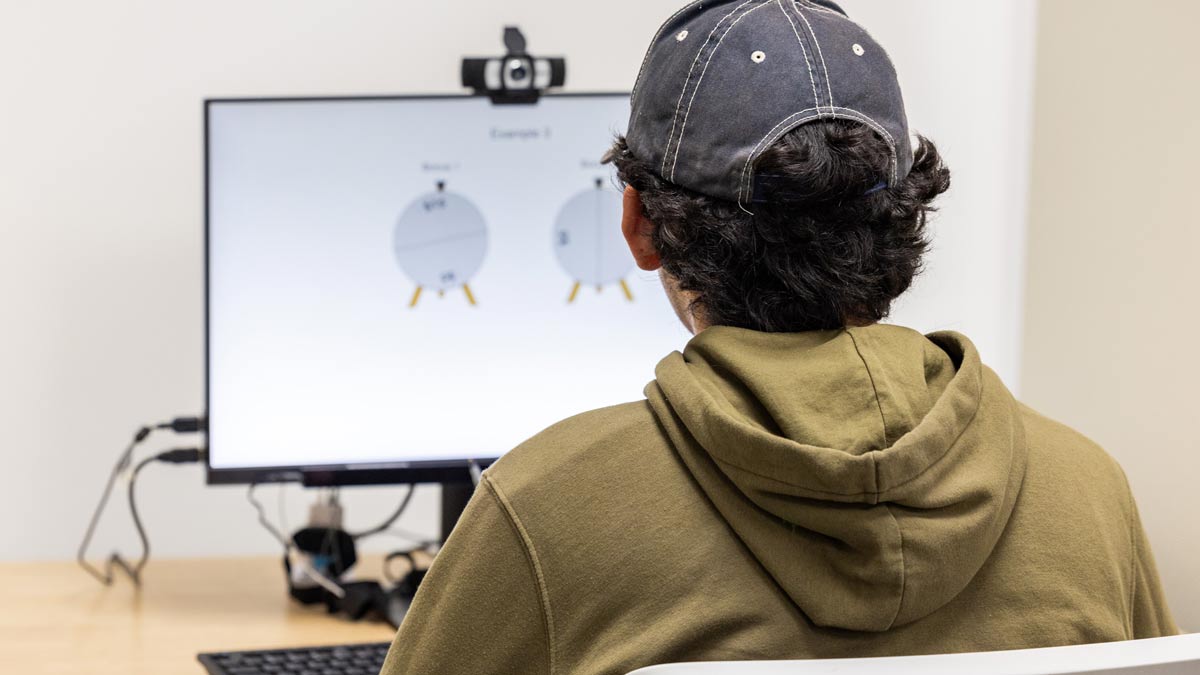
<box><xmin>645</xmin><ymin>324</ymin><xmax>1027</xmax><ymax>632</ymax></box>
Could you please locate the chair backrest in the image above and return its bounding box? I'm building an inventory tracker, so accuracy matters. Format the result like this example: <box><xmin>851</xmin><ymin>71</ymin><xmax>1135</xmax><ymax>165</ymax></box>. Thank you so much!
<box><xmin>627</xmin><ymin>634</ymin><xmax>1200</xmax><ymax>675</ymax></box>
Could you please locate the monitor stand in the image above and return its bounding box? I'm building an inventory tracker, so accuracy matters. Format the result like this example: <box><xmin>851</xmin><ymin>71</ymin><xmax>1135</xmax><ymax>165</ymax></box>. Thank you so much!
<box><xmin>440</xmin><ymin>481</ymin><xmax>474</xmax><ymax>543</ymax></box>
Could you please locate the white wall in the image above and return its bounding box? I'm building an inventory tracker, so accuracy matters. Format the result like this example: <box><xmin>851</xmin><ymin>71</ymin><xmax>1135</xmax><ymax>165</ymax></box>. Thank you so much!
<box><xmin>1021</xmin><ymin>0</ymin><xmax>1200</xmax><ymax>631</ymax></box>
<box><xmin>871</xmin><ymin>2</ymin><xmax>1038</xmax><ymax>394</ymax></box>
<box><xmin>0</xmin><ymin>1</ymin><xmax>1035</xmax><ymax>562</ymax></box>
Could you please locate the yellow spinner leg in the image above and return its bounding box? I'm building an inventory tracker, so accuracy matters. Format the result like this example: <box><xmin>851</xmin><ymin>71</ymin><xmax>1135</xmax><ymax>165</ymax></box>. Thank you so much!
<box><xmin>409</xmin><ymin>286</ymin><xmax>423</xmax><ymax>308</ymax></box>
<box><xmin>463</xmin><ymin>283</ymin><xmax>477</xmax><ymax>306</ymax></box>
<box><xmin>619</xmin><ymin>279</ymin><xmax>634</xmax><ymax>302</ymax></box>
<box><xmin>567</xmin><ymin>281</ymin><xmax>581</xmax><ymax>303</ymax></box>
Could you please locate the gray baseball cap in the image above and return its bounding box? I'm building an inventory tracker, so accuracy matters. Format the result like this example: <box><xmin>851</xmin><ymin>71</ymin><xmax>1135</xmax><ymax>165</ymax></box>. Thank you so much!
<box><xmin>626</xmin><ymin>0</ymin><xmax>912</xmax><ymax>205</ymax></box>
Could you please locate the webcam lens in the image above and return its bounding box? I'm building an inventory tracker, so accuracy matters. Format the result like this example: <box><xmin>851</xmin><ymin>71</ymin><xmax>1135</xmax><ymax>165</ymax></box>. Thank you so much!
<box><xmin>507</xmin><ymin>59</ymin><xmax>529</xmax><ymax>82</ymax></box>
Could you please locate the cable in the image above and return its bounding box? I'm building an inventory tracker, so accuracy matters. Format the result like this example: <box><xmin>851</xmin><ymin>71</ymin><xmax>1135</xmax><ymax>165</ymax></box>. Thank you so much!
<box><xmin>157</xmin><ymin>416</ymin><xmax>207</xmax><ymax>434</ymax></box>
<box><xmin>247</xmin><ymin>483</ymin><xmax>345</xmax><ymax>599</ymax></box>
<box><xmin>126</xmin><ymin>448</ymin><xmax>206</xmax><ymax>584</ymax></box>
<box><xmin>382</xmin><ymin>550</ymin><xmax>418</xmax><ymax>585</ymax></box>
<box><xmin>77</xmin><ymin>426</ymin><xmax>151</xmax><ymax>586</ymax></box>
<box><xmin>78</xmin><ymin>418</ymin><xmax>206</xmax><ymax>586</ymax></box>
<box><xmin>79</xmin><ymin>444</ymin><xmax>204</xmax><ymax>586</ymax></box>
<box><xmin>247</xmin><ymin>483</ymin><xmax>290</xmax><ymax>548</ymax></box>
<box><xmin>277</xmin><ymin>483</ymin><xmax>289</xmax><ymax>537</ymax></box>
<box><xmin>372</xmin><ymin>528</ymin><xmax>438</xmax><ymax>547</ymax></box>
<box><xmin>350</xmin><ymin>486</ymin><xmax>416</xmax><ymax>541</ymax></box>
<box><xmin>125</xmin><ymin>454</ymin><xmax>156</xmax><ymax>583</ymax></box>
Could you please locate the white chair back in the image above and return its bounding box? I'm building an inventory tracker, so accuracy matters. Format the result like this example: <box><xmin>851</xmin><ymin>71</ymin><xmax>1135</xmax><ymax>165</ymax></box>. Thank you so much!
<box><xmin>627</xmin><ymin>634</ymin><xmax>1200</xmax><ymax>675</ymax></box>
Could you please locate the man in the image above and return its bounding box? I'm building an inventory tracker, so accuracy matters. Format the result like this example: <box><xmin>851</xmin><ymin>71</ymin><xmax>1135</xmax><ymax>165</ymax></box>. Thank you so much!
<box><xmin>382</xmin><ymin>1</ymin><xmax>1177</xmax><ymax>673</ymax></box>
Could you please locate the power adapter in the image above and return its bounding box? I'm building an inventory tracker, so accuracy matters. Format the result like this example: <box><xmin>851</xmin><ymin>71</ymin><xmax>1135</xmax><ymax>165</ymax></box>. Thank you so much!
<box><xmin>308</xmin><ymin>495</ymin><xmax>344</xmax><ymax>530</ymax></box>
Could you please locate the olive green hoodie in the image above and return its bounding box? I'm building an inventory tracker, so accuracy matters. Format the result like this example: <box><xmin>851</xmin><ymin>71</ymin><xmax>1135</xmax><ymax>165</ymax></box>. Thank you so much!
<box><xmin>382</xmin><ymin>325</ymin><xmax>1176</xmax><ymax>675</ymax></box>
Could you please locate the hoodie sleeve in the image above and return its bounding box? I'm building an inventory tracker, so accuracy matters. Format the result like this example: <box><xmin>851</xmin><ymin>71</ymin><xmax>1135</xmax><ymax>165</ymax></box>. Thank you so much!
<box><xmin>1127</xmin><ymin>494</ymin><xmax>1180</xmax><ymax>638</ymax></box>
<box><xmin>380</xmin><ymin>476</ymin><xmax>552</xmax><ymax>675</ymax></box>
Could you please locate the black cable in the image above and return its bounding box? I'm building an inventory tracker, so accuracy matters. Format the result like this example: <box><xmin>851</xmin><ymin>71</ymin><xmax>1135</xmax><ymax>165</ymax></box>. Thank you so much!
<box><xmin>77</xmin><ymin>426</ymin><xmax>152</xmax><ymax>586</ymax></box>
<box><xmin>127</xmin><ymin>447</ymin><xmax>205</xmax><ymax>583</ymax></box>
<box><xmin>350</xmin><ymin>486</ymin><xmax>416</xmax><ymax>540</ymax></box>
<box><xmin>77</xmin><ymin>422</ymin><xmax>205</xmax><ymax>587</ymax></box>
<box><xmin>248</xmin><ymin>483</ymin><xmax>345</xmax><ymax>598</ymax></box>
<box><xmin>383</xmin><ymin>550</ymin><xmax>418</xmax><ymax>585</ymax></box>
<box><xmin>125</xmin><ymin>454</ymin><xmax>158</xmax><ymax>583</ymax></box>
<box><xmin>158</xmin><ymin>416</ymin><xmax>207</xmax><ymax>433</ymax></box>
<box><xmin>247</xmin><ymin>483</ymin><xmax>291</xmax><ymax>548</ymax></box>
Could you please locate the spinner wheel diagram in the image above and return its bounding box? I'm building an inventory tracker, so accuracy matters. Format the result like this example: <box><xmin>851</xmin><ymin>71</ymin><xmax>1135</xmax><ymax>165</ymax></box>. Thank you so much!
<box><xmin>553</xmin><ymin>178</ymin><xmax>634</xmax><ymax>303</ymax></box>
<box><xmin>393</xmin><ymin>181</ymin><xmax>488</xmax><ymax>308</ymax></box>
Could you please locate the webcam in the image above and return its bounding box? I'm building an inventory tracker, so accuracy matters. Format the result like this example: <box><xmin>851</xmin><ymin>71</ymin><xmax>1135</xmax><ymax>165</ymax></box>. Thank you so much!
<box><xmin>462</xmin><ymin>27</ymin><xmax>566</xmax><ymax>104</ymax></box>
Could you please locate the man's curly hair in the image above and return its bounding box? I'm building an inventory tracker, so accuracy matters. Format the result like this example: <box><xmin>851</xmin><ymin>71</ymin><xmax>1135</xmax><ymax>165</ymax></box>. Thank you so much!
<box><xmin>605</xmin><ymin>120</ymin><xmax>951</xmax><ymax>333</ymax></box>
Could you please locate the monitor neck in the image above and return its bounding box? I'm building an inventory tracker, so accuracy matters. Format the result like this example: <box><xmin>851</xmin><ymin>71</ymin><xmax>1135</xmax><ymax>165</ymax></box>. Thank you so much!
<box><xmin>440</xmin><ymin>481</ymin><xmax>475</xmax><ymax>543</ymax></box>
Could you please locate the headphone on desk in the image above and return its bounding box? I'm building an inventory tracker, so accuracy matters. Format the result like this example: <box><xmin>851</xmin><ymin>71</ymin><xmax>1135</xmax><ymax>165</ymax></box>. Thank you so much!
<box><xmin>283</xmin><ymin>525</ymin><xmax>433</xmax><ymax>628</ymax></box>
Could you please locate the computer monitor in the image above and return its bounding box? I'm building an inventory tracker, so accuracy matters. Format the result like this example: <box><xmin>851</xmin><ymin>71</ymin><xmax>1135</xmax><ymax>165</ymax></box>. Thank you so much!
<box><xmin>205</xmin><ymin>93</ymin><xmax>691</xmax><ymax>490</ymax></box>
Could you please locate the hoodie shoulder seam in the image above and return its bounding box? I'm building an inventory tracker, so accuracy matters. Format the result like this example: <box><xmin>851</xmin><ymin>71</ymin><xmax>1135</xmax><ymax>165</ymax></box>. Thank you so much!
<box><xmin>483</xmin><ymin>475</ymin><xmax>557</xmax><ymax>675</ymax></box>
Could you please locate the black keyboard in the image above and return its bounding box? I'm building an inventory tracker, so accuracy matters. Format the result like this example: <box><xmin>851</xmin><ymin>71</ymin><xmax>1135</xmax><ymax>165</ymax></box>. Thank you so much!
<box><xmin>198</xmin><ymin>642</ymin><xmax>391</xmax><ymax>675</ymax></box>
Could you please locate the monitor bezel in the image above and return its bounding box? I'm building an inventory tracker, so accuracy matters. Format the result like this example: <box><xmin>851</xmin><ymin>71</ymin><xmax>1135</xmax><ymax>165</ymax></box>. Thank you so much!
<box><xmin>204</xmin><ymin>91</ymin><xmax>631</xmax><ymax>486</ymax></box>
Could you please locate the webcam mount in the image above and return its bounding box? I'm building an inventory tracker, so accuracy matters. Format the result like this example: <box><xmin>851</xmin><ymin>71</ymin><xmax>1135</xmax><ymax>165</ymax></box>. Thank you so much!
<box><xmin>461</xmin><ymin>27</ymin><xmax>566</xmax><ymax>105</ymax></box>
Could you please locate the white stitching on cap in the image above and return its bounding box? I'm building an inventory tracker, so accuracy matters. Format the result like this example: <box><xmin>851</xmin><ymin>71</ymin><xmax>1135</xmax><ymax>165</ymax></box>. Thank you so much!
<box><xmin>834</xmin><ymin>107</ymin><xmax>896</xmax><ymax>148</ymax></box>
<box><xmin>830</xmin><ymin>106</ymin><xmax>899</xmax><ymax>184</ymax></box>
<box><xmin>670</xmin><ymin>1</ymin><xmax>772</xmax><ymax>181</ymax></box>
<box><xmin>736</xmin><ymin>112</ymin><xmax>825</xmax><ymax>214</ymax></box>
<box><xmin>629</xmin><ymin>1</ymin><xmax>705</xmax><ymax>139</ymax></box>
<box><xmin>737</xmin><ymin>105</ymin><xmax>899</xmax><ymax>202</ymax></box>
<box><xmin>798</xmin><ymin>0</ymin><xmax>842</xmax><ymax>18</ymax></box>
<box><xmin>661</xmin><ymin>0</ymin><xmax>757</xmax><ymax>177</ymax></box>
<box><xmin>631</xmin><ymin>0</ymin><xmax>705</xmax><ymax>111</ymax></box>
<box><xmin>795</xmin><ymin>3</ymin><xmax>834</xmax><ymax>111</ymax></box>
<box><xmin>738</xmin><ymin>107</ymin><xmax>820</xmax><ymax>202</ymax></box>
<box><xmin>776</xmin><ymin>0</ymin><xmax>822</xmax><ymax>117</ymax></box>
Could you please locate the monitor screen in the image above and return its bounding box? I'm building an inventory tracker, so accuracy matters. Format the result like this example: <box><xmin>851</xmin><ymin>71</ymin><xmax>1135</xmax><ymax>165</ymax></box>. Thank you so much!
<box><xmin>206</xmin><ymin>93</ymin><xmax>691</xmax><ymax>483</ymax></box>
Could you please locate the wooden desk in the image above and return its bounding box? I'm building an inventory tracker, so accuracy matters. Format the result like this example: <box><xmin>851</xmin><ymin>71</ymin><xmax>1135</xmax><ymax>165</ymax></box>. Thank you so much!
<box><xmin>1</xmin><ymin>557</ymin><xmax>397</xmax><ymax>674</ymax></box>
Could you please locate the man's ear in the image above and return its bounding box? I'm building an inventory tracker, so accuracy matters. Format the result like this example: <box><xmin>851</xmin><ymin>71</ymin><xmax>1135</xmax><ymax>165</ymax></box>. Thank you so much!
<box><xmin>621</xmin><ymin>186</ymin><xmax>662</xmax><ymax>272</ymax></box>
